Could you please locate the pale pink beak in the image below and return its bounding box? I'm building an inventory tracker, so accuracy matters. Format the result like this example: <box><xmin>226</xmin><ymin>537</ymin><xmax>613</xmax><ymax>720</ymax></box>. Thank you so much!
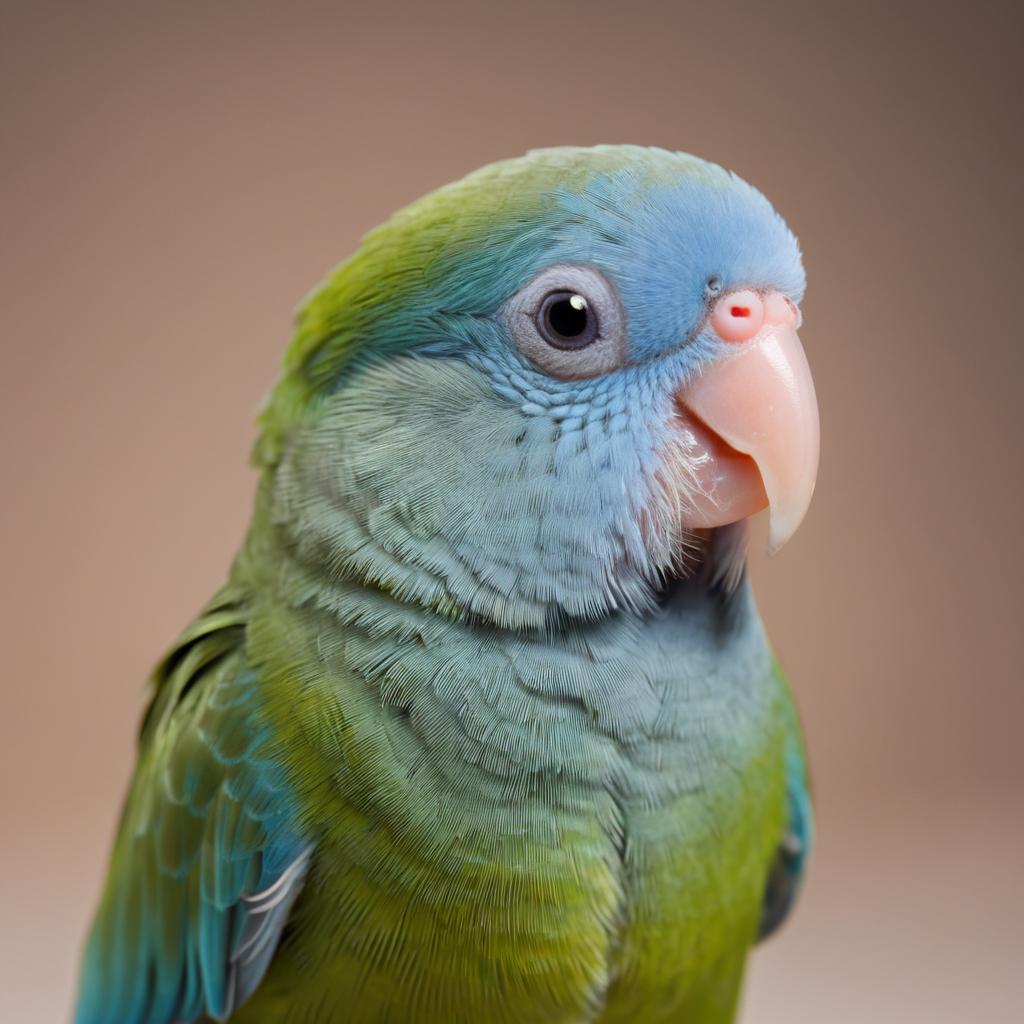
<box><xmin>674</xmin><ymin>289</ymin><xmax>819</xmax><ymax>553</ymax></box>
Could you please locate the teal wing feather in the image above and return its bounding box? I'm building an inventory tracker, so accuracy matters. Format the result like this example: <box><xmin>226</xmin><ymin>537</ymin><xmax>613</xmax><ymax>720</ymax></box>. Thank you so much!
<box><xmin>758</xmin><ymin>674</ymin><xmax>813</xmax><ymax>940</ymax></box>
<box><xmin>76</xmin><ymin>591</ymin><xmax>311</xmax><ymax>1024</ymax></box>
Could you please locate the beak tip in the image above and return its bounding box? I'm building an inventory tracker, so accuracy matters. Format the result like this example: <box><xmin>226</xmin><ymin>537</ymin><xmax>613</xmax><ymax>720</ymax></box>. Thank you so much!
<box><xmin>765</xmin><ymin>479</ymin><xmax>816</xmax><ymax>556</ymax></box>
<box><xmin>766</xmin><ymin>522</ymin><xmax>790</xmax><ymax>557</ymax></box>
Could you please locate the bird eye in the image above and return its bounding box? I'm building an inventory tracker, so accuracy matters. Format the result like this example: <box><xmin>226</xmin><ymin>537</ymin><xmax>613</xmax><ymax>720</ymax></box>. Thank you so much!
<box><xmin>536</xmin><ymin>291</ymin><xmax>598</xmax><ymax>350</ymax></box>
<box><xmin>505</xmin><ymin>265</ymin><xmax>628</xmax><ymax>380</ymax></box>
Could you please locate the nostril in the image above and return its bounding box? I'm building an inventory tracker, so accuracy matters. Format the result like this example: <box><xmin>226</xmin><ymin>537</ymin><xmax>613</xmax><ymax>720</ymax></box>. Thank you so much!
<box><xmin>712</xmin><ymin>289</ymin><xmax>764</xmax><ymax>342</ymax></box>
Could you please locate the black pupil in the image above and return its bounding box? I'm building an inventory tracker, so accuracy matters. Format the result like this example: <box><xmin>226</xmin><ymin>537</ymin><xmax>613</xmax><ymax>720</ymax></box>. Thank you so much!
<box><xmin>547</xmin><ymin>295</ymin><xmax>588</xmax><ymax>338</ymax></box>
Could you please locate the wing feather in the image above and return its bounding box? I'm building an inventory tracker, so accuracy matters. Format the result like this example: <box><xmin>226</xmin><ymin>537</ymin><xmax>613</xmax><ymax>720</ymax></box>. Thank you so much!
<box><xmin>76</xmin><ymin>591</ymin><xmax>311</xmax><ymax>1024</ymax></box>
<box><xmin>758</xmin><ymin>668</ymin><xmax>813</xmax><ymax>941</ymax></box>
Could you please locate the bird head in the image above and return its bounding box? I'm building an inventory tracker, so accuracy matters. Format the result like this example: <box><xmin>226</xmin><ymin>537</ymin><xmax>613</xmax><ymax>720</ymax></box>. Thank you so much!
<box><xmin>260</xmin><ymin>146</ymin><xmax>818</xmax><ymax>629</ymax></box>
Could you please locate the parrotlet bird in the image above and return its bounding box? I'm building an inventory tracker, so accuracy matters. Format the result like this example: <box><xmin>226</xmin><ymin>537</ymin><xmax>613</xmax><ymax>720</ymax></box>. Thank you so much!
<box><xmin>76</xmin><ymin>145</ymin><xmax>818</xmax><ymax>1024</ymax></box>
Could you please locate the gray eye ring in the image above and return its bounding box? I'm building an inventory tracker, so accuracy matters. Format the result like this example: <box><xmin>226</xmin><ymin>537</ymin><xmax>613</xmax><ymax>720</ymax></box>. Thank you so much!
<box><xmin>504</xmin><ymin>264</ymin><xmax>628</xmax><ymax>381</ymax></box>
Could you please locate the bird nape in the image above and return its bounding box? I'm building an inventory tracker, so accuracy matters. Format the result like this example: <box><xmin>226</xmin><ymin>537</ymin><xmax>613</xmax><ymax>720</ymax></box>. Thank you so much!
<box><xmin>76</xmin><ymin>145</ymin><xmax>818</xmax><ymax>1024</ymax></box>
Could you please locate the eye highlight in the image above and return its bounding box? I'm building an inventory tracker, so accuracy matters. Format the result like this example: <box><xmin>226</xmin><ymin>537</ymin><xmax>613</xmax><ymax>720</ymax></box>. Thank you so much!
<box><xmin>504</xmin><ymin>265</ymin><xmax>628</xmax><ymax>380</ymax></box>
<box><xmin>536</xmin><ymin>291</ymin><xmax>598</xmax><ymax>350</ymax></box>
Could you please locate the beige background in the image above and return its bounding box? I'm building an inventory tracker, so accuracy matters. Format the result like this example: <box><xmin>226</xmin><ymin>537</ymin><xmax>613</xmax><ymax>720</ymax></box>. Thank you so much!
<box><xmin>2</xmin><ymin>1</ymin><xmax>1021</xmax><ymax>1020</ymax></box>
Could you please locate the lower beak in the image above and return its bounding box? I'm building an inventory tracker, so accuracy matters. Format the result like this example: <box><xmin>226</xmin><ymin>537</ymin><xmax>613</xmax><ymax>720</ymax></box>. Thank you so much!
<box><xmin>674</xmin><ymin>321</ymin><xmax>819</xmax><ymax>553</ymax></box>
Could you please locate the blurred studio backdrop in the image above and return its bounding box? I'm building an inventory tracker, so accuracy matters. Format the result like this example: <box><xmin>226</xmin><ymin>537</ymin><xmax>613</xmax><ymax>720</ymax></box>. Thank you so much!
<box><xmin>2</xmin><ymin>2</ymin><xmax>1020</xmax><ymax>1021</ymax></box>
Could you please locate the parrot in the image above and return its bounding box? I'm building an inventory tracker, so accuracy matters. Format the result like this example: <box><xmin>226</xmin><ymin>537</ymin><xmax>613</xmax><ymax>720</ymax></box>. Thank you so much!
<box><xmin>75</xmin><ymin>145</ymin><xmax>818</xmax><ymax>1024</ymax></box>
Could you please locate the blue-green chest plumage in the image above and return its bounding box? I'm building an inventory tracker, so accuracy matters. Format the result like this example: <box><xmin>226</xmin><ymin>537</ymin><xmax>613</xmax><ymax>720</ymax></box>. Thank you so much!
<box><xmin>228</xmin><ymin>549</ymin><xmax>790</xmax><ymax>1024</ymax></box>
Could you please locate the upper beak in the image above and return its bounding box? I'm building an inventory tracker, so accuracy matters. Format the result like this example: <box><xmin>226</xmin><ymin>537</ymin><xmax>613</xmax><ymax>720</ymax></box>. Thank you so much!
<box><xmin>674</xmin><ymin>289</ymin><xmax>820</xmax><ymax>553</ymax></box>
